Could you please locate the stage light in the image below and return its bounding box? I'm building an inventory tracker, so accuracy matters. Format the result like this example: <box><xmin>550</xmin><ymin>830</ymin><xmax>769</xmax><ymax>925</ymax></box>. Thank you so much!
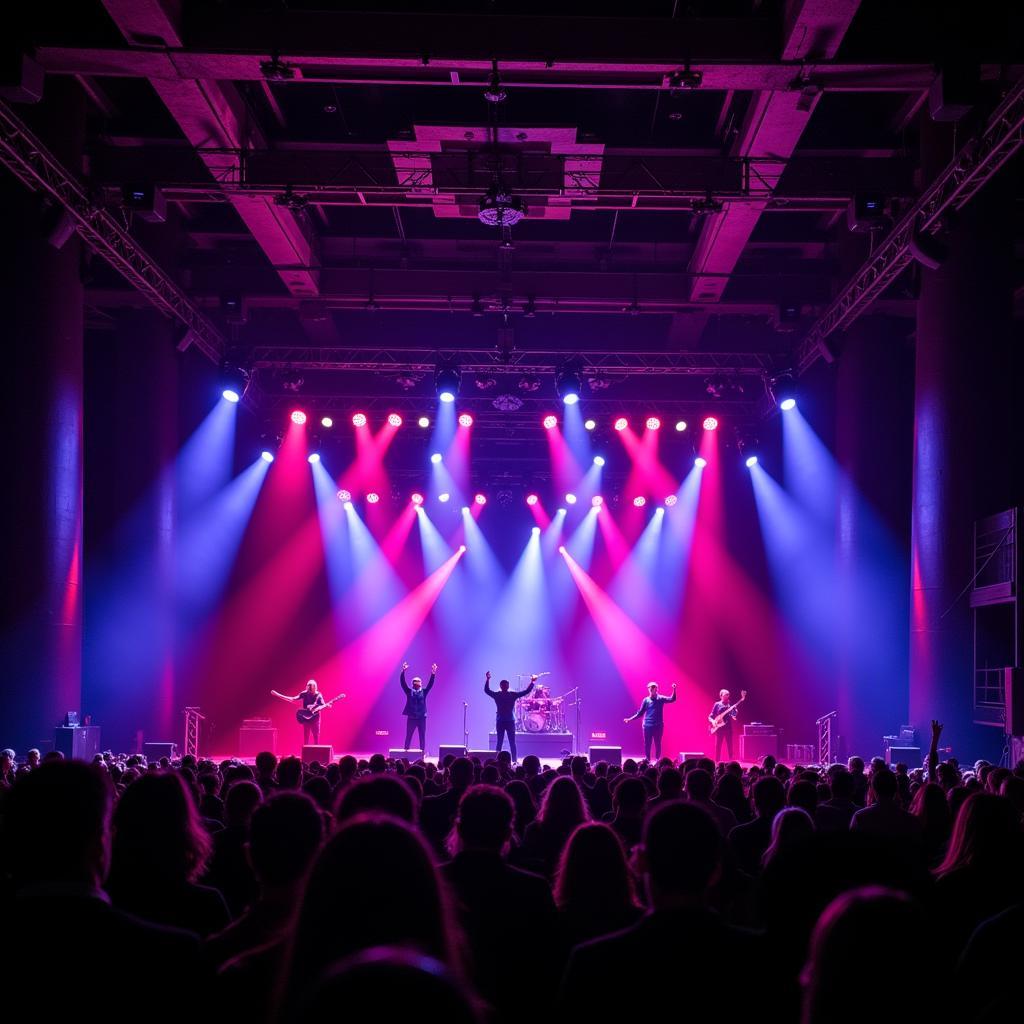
<box><xmin>584</xmin><ymin>419</ymin><xmax>596</xmax><ymax>431</ymax></box>
<box><xmin>543</xmin><ymin>414</ymin><xmax>558</xmax><ymax>430</ymax></box>
<box><xmin>388</xmin><ymin>413</ymin><xmax>403</xmax><ymax>427</ymax></box>
<box><xmin>418</xmin><ymin>416</ymin><xmax>430</xmax><ymax>428</ymax></box>
<box><xmin>558</xmin><ymin>545</ymin><xmax>567</xmax><ymax>554</ymax></box>
<box><xmin>780</xmin><ymin>397</ymin><xmax>796</xmax><ymax>411</ymax></box>
<box><xmin>439</xmin><ymin>493</ymin><xmax>451</xmax><ymax>503</ymax></box>
<box><xmin>675</xmin><ymin>420</ymin><xmax>687</xmax><ymax>432</ymax></box>
<box><xmin>458</xmin><ymin>544</ymin><xmax>467</xmax><ymax>553</ymax></box>
<box><xmin>526</xmin><ymin>493</ymin><xmax>539</xmax><ymax>506</ymax></box>
<box><xmin>664</xmin><ymin>494</ymin><xmax>677</xmax><ymax>507</ymax></box>
<box><xmin>366</xmin><ymin>492</ymin><xmax>380</xmax><ymax>504</ymax></box>
<box><xmin>462</xmin><ymin>505</ymin><xmax>470</xmax><ymax>513</ymax></box>
<box><xmin>307</xmin><ymin>452</ymin><xmax>320</xmax><ymax>464</ymax></box>
<box><xmin>592</xmin><ymin>495</ymin><xmax>604</xmax><ymax>507</ymax></box>
<box><xmin>702</xmin><ymin>416</ymin><xmax>719</xmax><ymax>431</ymax></box>
<box><xmin>474</xmin><ymin>493</ymin><xmax>487</xmax><ymax>506</ymax></box>
<box><xmin>352</xmin><ymin>412</ymin><xmax>367</xmax><ymax>427</ymax></box>
<box><xmin>260</xmin><ymin>450</ymin><xmax>275</xmax><ymax>463</ymax></box>
<box><xmin>646</xmin><ymin>416</ymin><xmax>661</xmax><ymax>431</ymax></box>
<box><xmin>614</xmin><ymin>417</ymin><xmax>628</xmax><ymax>432</ymax></box>
<box><xmin>320</xmin><ymin>416</ymin><xmax>334</xmax><ymax>428</ymax></box>
<box><xmin>337</xmin><ymin>489</ymin><xmax>352</xmax><ymax>503</ymax></box>
<box><xmin>565</xmin><ymin>493</ymin><xmax>577</xmax><ymax>505</ymax></box>
<box><xmin>555</xmin><ymin>366</ymin><xmax>582</xmax><ymax>406</ymax></box>
<box><xmin>773</xmin><ymin>373</ymin><xmax>798</xmax><ymax>412</ymax></box>
<box><xmin>557</xmin><ymin>508</ymin><xmax>567</xmax><ymax>515</ymax></box>
<box><xmin>532</xmin><ymin>526</ymin><xmax>541</xmax><ymax>536</ymax></box>
<box><xmin>459</xmin><ymin>413</ymin><xmax>474</xmax><ymax>428</ymax></box>
<box><xmin>695</xmin><ymin>456</ymin><xmax>707</xmax><ymax>468</ymax></box>
<box><xmin>411</xmin><ymin>492</ymin><xmax>424</xmax><ymax>505</ymax></box>
<box><xmin>745</xmin><ymin>455</ymin><xmax>758</xmax><ymax>468</ymax></box>
<box><xmin>435</xmin><ymin>363</ymin><xmax>461</xmax><ymax>403</ymax></box>
<box><xmin>633</xmin><ymin>496</ymin><xmax>646</xmax><ymax>507</ymax></box>
<box><xmin>430</xmin><ymin>452</ymin><xmax>443</xmax><ymax>464</ymax></box>
<box><xmin>593</xmin><ymin>455</ymin><xmax>606</xmax><ymax>467</ymax></box>
<box><xmin>219</xmin><ymin>362</ymin><xmax>247</xmax><ymax>403</ymax></box>
<box><xmin>222</xmin><ymin>388</ymin><xmax>241</xmax><ymax>403</ymax></box>
<box><xmin>291</xmin><ymin>410</ymin><xmax>307</xmax><ymax>425</ymax></box>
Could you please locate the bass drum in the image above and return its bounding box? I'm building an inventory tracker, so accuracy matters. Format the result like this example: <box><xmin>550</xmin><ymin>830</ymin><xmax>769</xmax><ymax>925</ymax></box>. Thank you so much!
<box><xmin>523</xmin><ymin>711</ymin><xmax>549</xmax><ymax>733</ymax></box>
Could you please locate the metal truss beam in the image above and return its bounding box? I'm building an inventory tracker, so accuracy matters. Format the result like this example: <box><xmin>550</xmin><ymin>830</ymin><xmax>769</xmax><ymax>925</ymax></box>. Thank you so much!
<box><xmin>0</xmin><ymin>99</ymin><xmax>224</xmax><ymax>362</ymax></box>
<box><xmin>796</xmin><ymin>74</ymin><xmax>1024</xmax><ymax>373</ymax></box>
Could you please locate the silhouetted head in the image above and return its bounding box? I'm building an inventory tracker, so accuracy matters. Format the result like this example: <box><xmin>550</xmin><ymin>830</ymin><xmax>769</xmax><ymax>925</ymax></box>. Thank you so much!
<box><xmin>306</xmin><ymin>679</ymin><xmax>319</xmax><ymax>694</ymax></box>
<box><xmin>452</xmin><ymin>785</ymin><xmax>514</xmax><ymax>855</ymax></box>
<box><xmin>555</xmin><ymin>822</ymin><xmax>635</xmax><ymax>912</ymax></box>
<box><xmin>641</xmin><ymin>801</ymin><xmax>721</xmax><ymax>905</ymax></box>
<box><xmin>249</xmin><ymin>791</ymin><xmax>324</xmax><ymax>887</ymax></box>
<box><xmin>335</xmin><ymin>776</ymin><xmax>416</xmax><ymax>825</ymax></box>
<box><xmin>719</xmin><ymin>689</ymin><xmax>730</xmax><ymax>702</ymax></box>
<box><xmin>685</xmin><ymin>768</ymin><xmax>713</xmax><ymax>802</ymax></box>
<box><xmin>411</xmin><ymin>676</ymin><xmax>423</xmax><ymax>690</ymax></box>
<box><xmin>938</xmin><ymin>791</ymin><xmax>1021</xmax><ymax>875</ymax></box>
<box><xmin>752</xmin><ymin>775</ymin><xmax>786</xmax><ymax>819</ymax></box>
<box><xmin>449</xmin><ymin>757</ymin><xmax>474</xmax><ymax>791</ymax></box>
<box><xmin>255</xmin><ymin>751</ymin><xmax>278</xmax><ymax>778</ymax></box>
<box><xmin>647</xmin><ymin>681</ymin><xmax>658</xmax><ymax>696</ymax></box>
<box><xmin>499</xmin><ymin>679</ymin><xmax>510</xmax><ymax>692</ymax></box>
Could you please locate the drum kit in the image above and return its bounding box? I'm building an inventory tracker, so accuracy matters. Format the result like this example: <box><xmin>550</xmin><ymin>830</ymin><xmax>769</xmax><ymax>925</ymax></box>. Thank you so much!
<box><xmin>515</xmin><ymin>673</ymin><xmax>577</xmax><ymax>733</ymax></box>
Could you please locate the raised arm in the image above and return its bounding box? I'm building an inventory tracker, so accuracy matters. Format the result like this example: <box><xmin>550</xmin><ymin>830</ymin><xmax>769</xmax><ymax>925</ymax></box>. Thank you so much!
<box><xmin>666</xmin><ymin>684</ymin><xmax>678</xmax><ymax>705</ymax></box>
<box><xmin>483</xmin><ymin>670</ymin><xmax>494</xmax><ymax>698</ymax></box>
<box><xmin>514</xmin><ymin>678</ymin><xmax>536</xmax><ymax>698</ymax></box>
<box><xmin>425</xmin><ymin>663</ymin><xmax>437</xmax><ymax>694</ymax></box>
<box><xmin>270</xmin><ymin>689</ymin><xmax>298</xmax><ymax>704</ymax></box>
<box><xmin>927</xmin><ymin>719</ymin><xmax>942</xmax><ymax>784</ymax></box>
<box><xmin>400</xmin><ymin>661</ymin><xmax>411</xmax><ymax>695</ymax></box>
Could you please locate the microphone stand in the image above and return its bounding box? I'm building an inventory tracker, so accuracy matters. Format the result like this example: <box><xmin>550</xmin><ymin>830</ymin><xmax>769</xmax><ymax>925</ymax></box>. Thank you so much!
<box><xmin>463</xmin><ymin>702</ymin><xmax>469</xmax><ymax>752</ymax></box>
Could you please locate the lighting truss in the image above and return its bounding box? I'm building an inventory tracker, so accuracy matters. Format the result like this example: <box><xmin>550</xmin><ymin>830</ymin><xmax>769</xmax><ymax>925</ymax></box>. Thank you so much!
<box><xmin>0</xmin><ymin>99</ymin><xmax>224</xmax><ymax>363</ymax></box>
<box><xmin>795</xmin><ymin>74</ymin><xmax>1024</xmax><ymax>374</ymax></box>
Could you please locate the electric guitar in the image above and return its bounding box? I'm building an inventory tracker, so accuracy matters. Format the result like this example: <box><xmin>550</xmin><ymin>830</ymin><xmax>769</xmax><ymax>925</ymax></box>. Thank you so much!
<box><xmin>708</xmin><ymin>690</ymin><xmax>747</xmax><ymax>734</ymax></box>
<box><xmin>271</xmin><ymin>690</ymin><xmax>346</xmax><ymax>724</ymax></box>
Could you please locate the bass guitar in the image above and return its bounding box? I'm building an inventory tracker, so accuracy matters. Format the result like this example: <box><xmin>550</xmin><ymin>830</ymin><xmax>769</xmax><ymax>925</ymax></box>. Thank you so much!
<box><xmin>708</xmin><ymin>690</ymin><xmax>747</xmax><ymax>734</ymax></box>
<box><xmin>271</xmin><ymin>690</ymin><xmax>346</xmax><ymax>724</ymax></box>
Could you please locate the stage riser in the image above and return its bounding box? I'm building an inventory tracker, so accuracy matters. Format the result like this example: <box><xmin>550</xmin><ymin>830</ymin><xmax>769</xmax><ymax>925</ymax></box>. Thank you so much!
<box><xmin>488</xmin><ymin>732</ymin><xmax>574</xmax><ymax>757</ymax></box>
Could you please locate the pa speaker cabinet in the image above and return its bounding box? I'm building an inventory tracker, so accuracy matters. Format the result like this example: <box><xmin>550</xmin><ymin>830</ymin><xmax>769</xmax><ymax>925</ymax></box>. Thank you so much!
<box><xmin>588</xmin><ymin>745</ymin><xmax>622</xmax><ymax>766</ymax></box>
<box><xmin>143</xmin><ymin>742</ymin><xmax>176</xmax><ymax>761</ymax></box>
<box><xmin>54</xmin><ymin>726</ymin><xmax>102</xmax><ymax>761</ymax></box>
<box><xmin>740</xmin><ymin>734</ymin><xmax>778</xmax><ymax>762</ymax></box>
<box><xmin>1005</xmin><ymin>667</ymin><xmax>1024</xmax><ymax>735</ymax></box>
<box><xmin>301</xmin><ymin>744</ymin><xmax>333</xmax><ymax>765</ymax></box>
<box><xmin>239</xmin><ymin>727</ymin><xmax>277</xmax><ymax>757</ymax></box>
<box><xmin>467</xmin><ymin>749</ymin><xmax>499</xmax><ymax>762</ymax></box>
<box><xmin>388</xmin><ymin>748</ymin><xmax>423</xmax><ymax>761</ymax></box>
<box><xmin>438</xmin><ymin>745</ymin><xmax>467</xmax><ymax>760</ymax></box>
<box><xmin>886</xmin><ymin>746</ymin><xmax>920</xmax><ymax>767</ymax></box>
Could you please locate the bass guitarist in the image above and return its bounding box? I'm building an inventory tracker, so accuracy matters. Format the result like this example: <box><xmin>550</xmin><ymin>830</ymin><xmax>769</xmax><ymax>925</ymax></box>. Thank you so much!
<box><xmin>708</xmin><ymin>688</ymin><xmax>743</xmax><ymax>762</ymax></box>
<box><xmin>271</xmin><ymin>679</ymin><xmax>344</xmax><ymax>747</ymax></box>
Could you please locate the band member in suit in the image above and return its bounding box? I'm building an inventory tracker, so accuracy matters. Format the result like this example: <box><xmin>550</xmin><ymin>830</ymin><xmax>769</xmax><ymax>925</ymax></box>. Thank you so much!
<box><xmin>272</xmin><ymin>680</ymin><xmax>326</xmax><ymax>746</ymax></box>
<box><xmin>708</xmin><ymin>689</ymin><xmax>738</xmax><ymax>761</ymax></box>
<box><xmin>400</xmin><ymin>661</ymin><xmax>437</xmax><ymax>754</ymax></box>
<box><xmin>484</xmin><ymin>671</ymin><xmax>537</xmax><ymax>764</ymax></box>
<box><xmin>624</xmin><ymin>682</ymin><xmax>677</xmax><ymax>761</ymax></box>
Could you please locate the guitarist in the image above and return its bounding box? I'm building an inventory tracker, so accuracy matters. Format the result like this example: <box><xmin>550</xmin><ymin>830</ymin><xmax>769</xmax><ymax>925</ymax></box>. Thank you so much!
<box><xmin>708</xmin><ymin>689</ymin><xmax>739</xmax><ymax>762</ymax></box>
<box><xmin>272</xmin><ymin>680</ymin><xmax>327</xmax><ymax>746</ymax></box>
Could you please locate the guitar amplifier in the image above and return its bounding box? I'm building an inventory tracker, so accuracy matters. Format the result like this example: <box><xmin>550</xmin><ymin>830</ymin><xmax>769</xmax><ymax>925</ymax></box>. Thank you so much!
<box><xmin>886</xmin><ymin>746</ymin><xmax>920</xmax><ymax>767</ymax></box>
<box><xmin>143</xmin><ymin>742</ymin><xmax>176</xmax><ymax>761</ymax></box>
<box><xmin>239</xmin><ymin>727</ymin><xmax>277</xmax><ymax>757</ymax></box>
<box><xmin>301</xmin><ymin>744</ymin><xmax>333</xmax><ymax>765</ymax></box>
<box><xmin>53</xmin><ymin>726</ymin><xmax>101</xmax><ymax>761</ymax></box>
<box><xmin>740</xmin><ymin>733</ymin><xmax>778</xmax><ymax>762</ymax></box>
<box><xmin>743</xmin><ymin>723</ymin><xmax>777</xmax><ymax>735</ymax></box>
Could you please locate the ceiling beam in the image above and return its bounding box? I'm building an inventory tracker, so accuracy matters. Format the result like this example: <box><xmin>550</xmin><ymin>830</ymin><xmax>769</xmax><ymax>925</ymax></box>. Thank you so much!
<box><xmin>687</xmin><ymin>0</ymin><xmax>862</xmax><ymax>303</ymax></box>
<box><xmin>99</xmin><ymin>0</ymin><xmax>319</xmax><ymax>297</ymax></box>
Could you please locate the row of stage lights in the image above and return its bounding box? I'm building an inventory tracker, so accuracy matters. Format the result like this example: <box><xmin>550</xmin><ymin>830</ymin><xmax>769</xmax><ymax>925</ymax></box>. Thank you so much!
<box><xmin>332</xmin><ymin>489</ymin><xmax>685</xmax><ymax>510</ymax></box>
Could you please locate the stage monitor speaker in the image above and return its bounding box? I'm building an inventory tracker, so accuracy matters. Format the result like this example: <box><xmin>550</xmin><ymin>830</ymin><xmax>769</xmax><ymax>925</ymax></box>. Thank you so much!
<box><xmin>301</xmin><ymin>744</ymin><xmax>333</xmax><ymax>765</ymax></box>
<box><xmin>388</xmin><ymin>748</ymin><xmax>423</xmax><ymax>761</ymax></box>
<box><xmin>143</xmin><ymin>742</ymin><xmax>176</xmax><ymax>761</ymax></box>
<box><xmin>438</xmin><ymin>745</ymin><xmax>467</xmax><ymax>761</ymax></box>
<box><xmin>1004</xmin><ymin>668</ymin><xmax>1024</xmax><ymax>735</ymax></box>
<box><xmin>886</xmin><ymin>746</ymin><xmax>920</xmax><ymax>767</ymax></box>
<box><xmin>239</xmin><ymin>728</ymin><xmax>277</xmax><ymax>758</ymax></box>
<box><xmin>588</xmin><ymin>745</ymin><xmax>621</xmax><ymax>766</ymax></box>
<box><xmin>53</xmin><ymin>726</ymin><xmax>101</xmax><ymax>761</ymax></box>
<box><xmin>679</xmin><ymin>751</ymin><xmax>706</xmax><ymax>762</ymax></box>
<box><xmin>740</xmin><ymin>734</ymin><xmax>778</xmax><ymax>762</ymax></box>
<box><xmin>468</xmin><ymin>749</ymin><xmax>499</xmax><ymax>762</ymax></box>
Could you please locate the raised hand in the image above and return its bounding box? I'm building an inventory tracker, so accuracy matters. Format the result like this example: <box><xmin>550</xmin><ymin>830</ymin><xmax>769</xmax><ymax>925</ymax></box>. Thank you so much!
<box><xmin>485</xmin><ymin>670</ymin><xmax>491</xmax><ymax>681</ymax></box>
<box><xmin>672</xmin><ymin>683</ymin><xmax>678</xmax><ymax>690</ymax></box>
<box><xmin>431</xmin><ymin>663</ymin><xmax>438</xmax><ymax>674</ymax></box>
<box><xmin>623</xmin><ymin>717</ymin><xmax>630</xmax><ymax>724</ymax></box>
<box><xmin>931</xmin><ymin>719</ymin><xmax>943</xmax><ymax>736</ymax></box>
<box><xmin>402</xmin><ymin>661</ymin><xmax>409</xmax><ymax>671</ymax></box>
<box><xmin>531</xmin><ymin>674</ymin><xmax>539</xmax><ymax>681</ymax></box>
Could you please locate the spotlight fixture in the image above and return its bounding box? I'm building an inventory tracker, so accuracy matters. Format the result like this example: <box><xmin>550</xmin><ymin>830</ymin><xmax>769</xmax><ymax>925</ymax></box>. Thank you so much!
<box><xmin>337</xmin><ymin>489</ymin><xmax>352</xmax><ymax>503</ymax></box>
<box><xmin>555</xmin><ymin>365</ymin><xmax>583</xmax><ymax>406</ymax></box>
<box><xmin>532</xmin><ymin>526</ymin><xmax>541</xmax><ymax>536</ymax></box>
<box><xmin>219</xmin><ymin>362</ymin><xmax>248</xmax><ymax>403</ymax></box>
<box><xmin>366</xmin><ymin>492</ymin><xmax>380</xmax><ymax>504</ymax></box>
<box><xmin>418</xmin><ymin>416</ymin><xmax>430</xmax><ymax>428</ymax></box>
<box><xmin>352</xmin><ymin>412</ymin><xmax>367</xmax><ymax>427</ymax></box>
<box><xmin>695</xmin><ymin>456</ymin><xmax>707</xmax><ymax>468</ymax></box>
<box><xmin>411</xmin><ymin>492</ymin><xmax>424</xmax><ymax>505</ymax></box>
<box><xmin>462</xmin><ymin>506</ymin><xmax>470</xmax><ymax>514</ymax></box>
<box><xmin>646</xmin><ymin>417</ymin><xmax>661</xmax><ymax>431</ymax></box>
<box><xmin>675</xmin><ymin>420</ymin><xmax>688</xmax><ymax>432</ymax></box>
<box><xmin>474</xmin><ymin>493</ymin><xmax>487</xmax><ymax>506</ymax></box>
<box><xmin>458</xmin><ymin>413</ymin><xmax>474</xmax><ymax>428</ymax></box>
<box><xmin>517</xmin><ymin>375</ymin><xmax>542</xmax><ymax>393</ymax></box>
<box><xmin>458</xmin><ymin>544</ymin><xmax>467</xmax><ymax>553</ymax></box>
<box><xmin>702</xmin><ymin>416</ymin><xmax>719</xmax><ymax>431</ymax></box>
<box><xmin>584</xmin><ymin>419</ymin><xmax>596</xmax><ymax>431</ymax></box>
<box><xmin>321</xmin><ymin>416</ymin><xmax>334</xmax><ymax>429</ymax></box>
<box><xmin>773</xmin><ymin>373</ymin><xmax>798</xmax><ymax>412</ymax></box>
<box><xmin>692</xmin><ymin>191</ymin><xmax>724</xmax><ymax>216</ymax></box>
<box><xmin>565</xmin><ymin>493</ymin><xmax>577</xmax><ymax>505</ymax></box>
<box><xmin>558</xmin><ymin>545</ymin><xmax>567</xmax><ymax>554</ymax></box>
<box><xmin>633</xmin><ymin>496</ymin><xmax>646</xmax><ymax>508</ymax></box>
<box><xmin>483</xmin><ymin>60</ymin><xmax>507</xmax><ymax>104</ymax></box>
<box><xmin>260</xmin><ymin>450</ymin><xmax>275</xmax><ymax>463</ymax></box>
<box><xmin>430</xmin><ymin>453</ymin><xmax>443</xmax><ymax>464</ymax></box>
<box><xmin>614</xmin><ymin>417</ymin><xmax>628</xmax><ymax>432</ymax></box>
<box><xmin>280</xmin><ymin>370</ymin><xmax>305</xmax><ymax>393</ymax></box>
<box><xmin>307</xmin><ymin>452</ymin><xmax>320</xmax><ymax>465</ymax></box>
<box><xmin>438</xmin><ymin>493</ymin><xmax>451</xmax><ymax>503</ymax></box>
<box><xmin>593</xmin><ymin>455</ymin><xmax>606</xmax><ymax>467</ymax></box>
<box><xmin>290</xmin><ymin>410</ymin><xmax>307</xmax><ymax>425</ymax></box>
<box><xmin>222</xmin><ymin>388</ymin><xmax>241</xmax><ymax>404</ymax></box>
<box><xmin>746</xmin><ymin>456</ymin><xmax>759</xmax><ymax>468</ymax></box>
<box><xmin>388</xmin><ymin>413</ymin><xmax>403</xmax><ymax>427</ymax></box>
<box><xmin>543</xmin><ymin>415</ymin><xmax>558</xmax><ymax>430</ymax></box>
<box><xmin>526</xmin><ymin>494</ymin><xmax>539</xmax><ymax>507</ymax></box>
<box><xmin>664</xmin><ymin>495</ymin><xmax>678</xmax><ymax>507</ymax></box>
<box><xmin>435</xmin><ymin>363</ymin><xmax>461</xmax><ymax>403</ymax></box>
<box><xmin>592</xmin><ymin>495</ymin><xmax>604</xmax><ymax>507</ymax></box>
<box><xmin>667</xmin><ymin>65</ymin><xmax>703</xmax><ymax>90</ymax></box>
<box><xmin>478</xmin><ymin>187</ymin><xmax>527</xmax><ymax>227</ymax></box>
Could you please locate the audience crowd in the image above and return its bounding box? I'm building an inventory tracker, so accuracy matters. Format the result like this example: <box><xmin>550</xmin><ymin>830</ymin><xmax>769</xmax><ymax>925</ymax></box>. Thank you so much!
<box><xmin>1</xmin><ymin>720</ymin><xmax>1022</xmax><ymax>1023</ymax></box>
